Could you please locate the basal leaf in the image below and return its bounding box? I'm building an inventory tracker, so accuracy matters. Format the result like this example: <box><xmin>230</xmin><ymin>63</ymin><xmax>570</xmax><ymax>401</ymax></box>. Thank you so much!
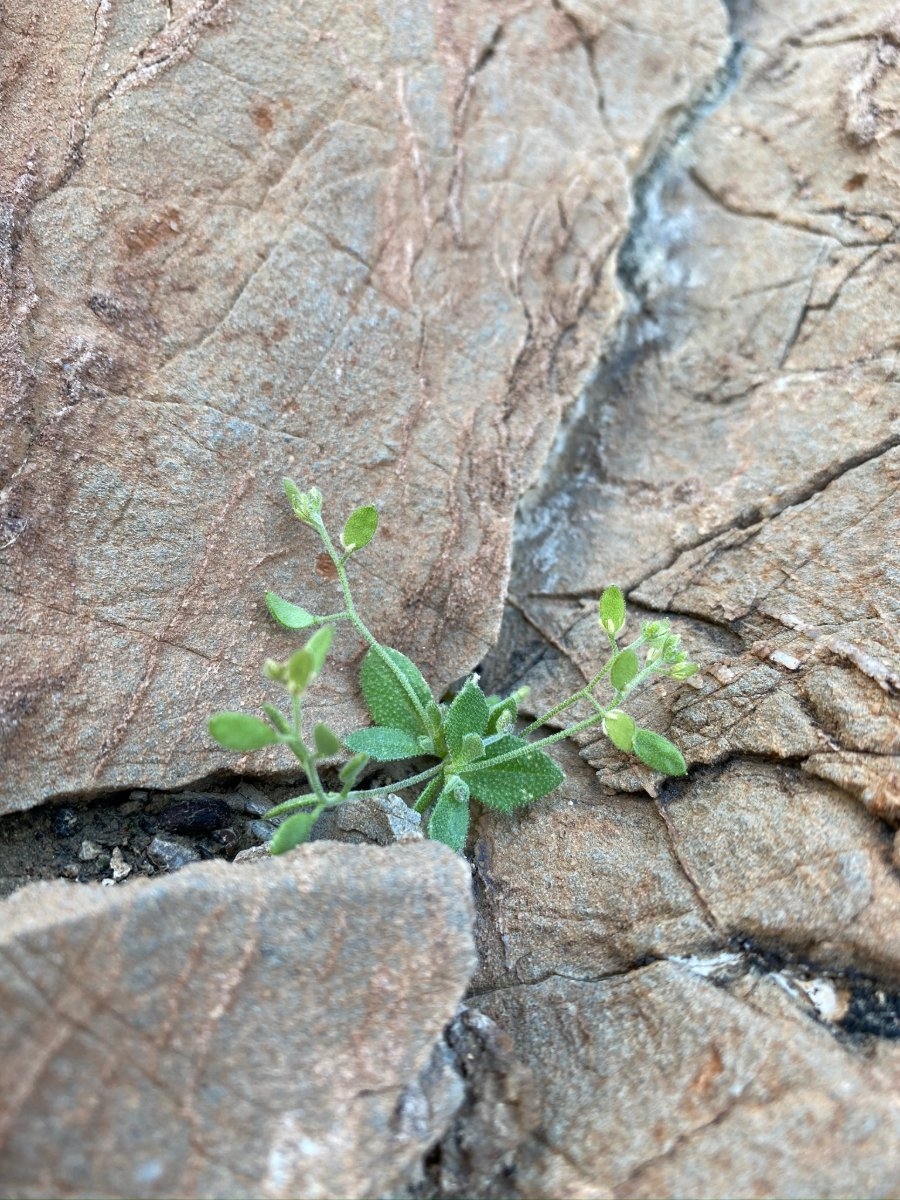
<box><xmin>359</xmin><ymin>645</ymin><xmax>434</xmax><ymax>735</ymax></box>
<box><xmin>343</xmin><ymin>726</ymin><xmax>423</xmax><ymax>762</ymax></box>
<box><xmin>461</xmin><ymin>735</ymin><xmax>564</xmax><ymax>813</ymax></box>
<box><xmin>269</xmin><ymin>809</ymin><xmax>320</xmax><ymax>854</ymax></box>
<box><xmin>444</xmin><ymin>676</ymin><xmax>489</xmax><ymax>756</ymax></box>
<box><xmin>428</xmin><ymin>789</ymin><xmax>470</xmax><ymax>853</ymax></box>
<box><xmin>265</xmin><ymin>591</ymin><xmax>316</xmax><ymax>630</ymax></box>
<box><xmin>208</xmin><ymin>712</ymin><xmax>280</xmax><ymax>751</ymax></box>
<box><xmin>460</xmin><ymin>731</ymin><xmax>485</xmax><ymax>763</ymax></box>
<box><xmin>632</xmin><ymin>729</ymin><xmax>687</xmax><ymax>776</ymax></box>
<box><xmin>610</xmin><ymin>648</ymin><xmax>640</xmax><ymax>691</ymax></box>
<box><xmin>341</xmin><ymin>504</ymin><xmax>379</xmax><ymax>552</ymax></box>
<box><xmin>486</xmin><ymin>695</ymin><xmax>517</xmax><ymax>734</ymax></box>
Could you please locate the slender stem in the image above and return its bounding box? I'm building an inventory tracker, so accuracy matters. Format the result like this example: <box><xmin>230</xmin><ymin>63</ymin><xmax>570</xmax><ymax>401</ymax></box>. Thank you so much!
<box><xmin>462</xmin><ymin>710</ymin><xmax>608</xmax><ymax>774</ymax></box>
<box><xmin>290</xmin><ymin>694</ymin><xmax>330</xmax><ymax>805</ymax></box>
<box><xmin>345</xmin><ymin>763</ymin><xmax>442</xmax><ymax>799</ymax></box>
<box><xmin>313</xmin><ymin>514</ymin><xmax>432</xmax><ymax>732</ymax></box>
<box><xmin>265</xmin><ymin>762</ymin><xmax>444</xmax><ymax>820</ymax></box>
<box><xmin>520</xmin><ymin>632</ymin><xmax>652</xmax><ymax>736</ymax></box>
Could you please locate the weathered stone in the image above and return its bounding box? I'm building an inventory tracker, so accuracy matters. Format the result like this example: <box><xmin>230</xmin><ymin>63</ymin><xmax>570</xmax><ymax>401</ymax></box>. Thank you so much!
<box><xmin>465</xmin><ymin>0</ymin><xmax>900</xmax><ymax>1193</ymax></box>
<box><xmin>334</xmin><ymin>793</ymin><xmax>423</xmax><ymax>845</ymax></box>
<box><xmin>471</xmin><ymin>740</ymin><xmax>714</xmax><ymax>991</ymax></box>
<box><xmin>475</xmin><ymin>961</ymin><xmax>900</xmax><ymax>1198</ymax></box>
<box><xmin>0</xmin><ymin>0</ymin><xmax>729</xmax><ymax>814</ymax></box>
<box><xmin>418</xmin><ymin>1006</ymin><xmax>541</xmax><ymax>1199</ymax></box>
<box><xmin>0</xmin><ymin>840</ymin><xmax>475</xmax><ymax>1198</ymax></box>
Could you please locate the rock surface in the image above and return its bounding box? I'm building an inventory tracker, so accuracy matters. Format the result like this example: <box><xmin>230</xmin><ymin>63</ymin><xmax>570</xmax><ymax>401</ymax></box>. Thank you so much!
<box><xmin>0</xmin><ymin>840</ymin><xmax>476</xmax><ymax>1198</ymax></box>
<box><xmin>0</xmin><ymin>0</ymin><xmax>728</xmax><ymax>812</ymax></box>
<box><xmin>456</xmin><ymin>0</ymin><xmax>900</xmax><ymax>1195</ymax></box>
<box><xmin>473</xmin><ymin>961</ymin><xmax>900</xmax><ymax>1198</ymax></box>
<box><xmin>4</xmin><ymin>0</ymin><xmax>900</xmax><ymax>1198</ymax></box>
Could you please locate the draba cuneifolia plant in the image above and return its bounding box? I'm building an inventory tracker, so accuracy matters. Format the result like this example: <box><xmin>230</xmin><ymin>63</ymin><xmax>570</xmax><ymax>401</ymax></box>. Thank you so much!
<box><xmin>208</xmin><ymin>481</ymin><xmax>699</xmax><ymax>855</ymax></box>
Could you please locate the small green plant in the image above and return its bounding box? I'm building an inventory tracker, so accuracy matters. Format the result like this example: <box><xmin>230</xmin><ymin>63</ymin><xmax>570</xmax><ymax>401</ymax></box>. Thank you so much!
<box><xmin>208</xmin><ymin>481</ymin><xmax>698</xmax><ymax>854</ymax></box>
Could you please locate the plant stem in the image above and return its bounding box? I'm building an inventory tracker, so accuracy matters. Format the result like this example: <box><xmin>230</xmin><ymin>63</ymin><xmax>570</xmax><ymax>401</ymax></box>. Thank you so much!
<box><xmin>313</xmin><ymin>514</ymin><xmax>432</xmax><ymax>731</ymax></box>
<box><xmin>290</xmin><ymin>694</ymin><xmax>330</xmax><ymax>805</ymax></box>
<box><xmin>463</xmin><ymin>709</ymin><xmax>608</xmax><ymax>774</ymax></box>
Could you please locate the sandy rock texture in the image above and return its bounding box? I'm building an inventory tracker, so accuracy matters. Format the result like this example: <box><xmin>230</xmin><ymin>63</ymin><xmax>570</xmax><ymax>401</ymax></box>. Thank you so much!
<box><xmin>452</xmin><ymin>0</ymin><xmax>900</xmax><ymax>1195</ymax></box>
<box><xmin>0</xmin><ymin>840</ymin><xmax>475</xmax><ymax>1198</ymax></box>
<box><xmin>0</xmin><ymin>0</ymin><xmax>727</xmax><ymax>812</ymax></box>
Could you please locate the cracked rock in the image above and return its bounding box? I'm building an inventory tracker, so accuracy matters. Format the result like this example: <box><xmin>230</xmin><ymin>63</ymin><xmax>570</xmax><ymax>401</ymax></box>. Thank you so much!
<box><xmin>0</xmin><ymin>841</ymin><xmax>476</xmax><ymax>1198</ymax></box>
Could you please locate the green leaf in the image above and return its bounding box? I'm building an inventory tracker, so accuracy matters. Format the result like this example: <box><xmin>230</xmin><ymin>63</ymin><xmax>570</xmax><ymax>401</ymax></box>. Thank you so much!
<box><xmin>341</xmin><ymin>504</ymin><xmax>379</xmax><ymax>552</ymax></box>
<box><xmin>599</xmin><ymin>585</ymin><xmax>626</xmax><ymax>637</ymax></box>
<box><xmin>262</xmin><ymin>703</ymin><xmax>291</xmax><ymax>735</ymax></box>
<box><xmin>462</xmin><ymin>735</ymin><xmax>564</xmax><ymax>813</ymax></box>
<box><xmin>208</xmin><ymin>712</ymin><xmax>280</xmax><ymax>751</ymax></box>
<box><xmin>428</xmin><ymin>788</ymin><xmax>471</xmax><ymax>852</ymax></box>
<box><xmin>444</xmin><ymin>676</ymin><xmax>489</xmax><ymax>756</ymax></box>
<box><xmin>610</xmin><ymin>648</ymin><xmax>640</xmax><ymax>691</ymax></box>
<box><xmin>343</xmin><ymin>726</ymin><xmax>423</xmax><ymax>762</ymax></box>
<box><xmin>460</xmin><ymin>731</ymin><xmax>485</xmax><ymax>763</ymax></box>
<box><xmin>313</xmin><ymin>723</ymin><xmax>341</xmax><ymax>757</ymax></box>
<box><xmin>305</xmin><ymin>625</ymin><xmax>333</xmax><ymax>674</ymax></box>
<box><xmin>269</xmin><ymin>808</ymin><xmax>321</xmax><ymax>854</ymax></box>
<box><xmin>265</xmin><ymin>591</ymin><xmax>317</xmax><ymax>630</ymax></box>
<box><xmin>413</xmin><ymin>774</ymin><xmax>443</xmax><ymax>814</ymax></box>
<box><xmin>602</xmin><ymin>709</ymin><xmax>635</xmax><ymax>752</ymax></box>
<box><xmin>285</xmin><ymin>648</ymin><xmax>314</xmax><ymax>694</ymax></box>
<box><xmin>339</xmin><ymin>752</ymin><xmax>370</xmax><ymax>789</ymax></box>
<box><xmin>486</xmin><ymin>695</ymin><xmax>518</xmax><ymax>735</ymax></box>
<box><xmin>360</xmin><ymin>645</ymin><xmax>434</xmax><ymax>735</ymax></box>
<box><xmin>632</xmin><ymin>729</ymin><xmax>687</xmax><ymax>776</ymax></box>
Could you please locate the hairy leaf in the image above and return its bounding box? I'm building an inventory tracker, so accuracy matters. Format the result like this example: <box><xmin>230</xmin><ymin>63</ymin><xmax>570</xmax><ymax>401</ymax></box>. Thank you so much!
<box><xmin>305</xmin><ymin>625</ymin><xmax>333</xmax><ymax>673</ymax></box>
<box><xmin>269</xmin><ymin>809</ymin><xmax>321</xmax><ymax>854</ymax></box>
<box><xmin>460</xmin><ymin>731</ymin><xmax>485</xmax><ymax>763</ymax></box>
<box><xmin>428</xmin><ymin>789</ymin><xmax>470</xmax><ymax>852</ymax></box>
<box><xmin>262</xmin><ymin>703</ymin><xmax>291</xmax><ymax>735</ymax></box>
<box><xmin>633</xmin><ymin>729</ymin><xmax>687</xmax><ymax>776</ymax></box>
<box><xmin>444</xmin><ymin>676</ymin><xmax>489</xmax><ymax>756</ymax></box>
<box><xmin>313</xmin><ymin>723</ymin><xmax>341</xmax><ymax>757</ymax></box>
<box><xmin>341</xmin><ymin>504</ymin><xmax>379</xmax><ymax>552</ymax></box>
<box><xmin>343</xmin><ymin>726</ymin><xmax>423</xmax><ymax>762</ymax></box>
<box><xmin>265</xmin><ymin>591</ymin><xmax>317</xmax><ymax>630</ymax></box>
<box><xmin>599</xmin><ymin>585</ymin><xmax>626</xmax><ymax>637</ymax></box>
<box><xmin>208</xmin><ymin>712</ymin><xmax>280</xmax><ymax>751</ymax></box>
<box><xmin>285</xmin><ymin>649</ymin><xmax>314</xmax><ymax>694</ymax></box>
<box><xmin>338</xmin><ymin>752</ymin><xmax>370</xmax><ymax>789</ymax></box>
<box><xmin>360</xmin><ymin>645</ymin><xmax>434</xmax><ymax>735</ymax></box>
<box><xmin>486</xmin><ymin>695</ymin><xmax>517</xmax><ymax>734</ymax></box>
<box><xmin>610</xmin><ymin>648</ymin><xmax>640</xmax><ymax>691</ymax></box>
<box><xmin>602</xmin><ymin>709</ymin><xmax>635</xmax><ymax>752</ymax></box>
<box><xmin>462</xmin><ymin>735</ymin><xmax>564</xmax><ymax>813</ymax></box>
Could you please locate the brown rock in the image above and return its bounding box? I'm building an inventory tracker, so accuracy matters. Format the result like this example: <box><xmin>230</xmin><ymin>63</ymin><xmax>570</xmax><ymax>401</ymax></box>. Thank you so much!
<box><xmin>0</xmin><ymin>0</ymin><xmax>728</xmax><ymax>813</ymax></box>
<box><xmin>475</xmin><ymin>961</ymin><xmax>900</xmax><ymax>1198</ymax></box>
<box><xmin>0</xmin><ymin>840</ymin><xmax>475</xmax><ymax>1198</ymax></box>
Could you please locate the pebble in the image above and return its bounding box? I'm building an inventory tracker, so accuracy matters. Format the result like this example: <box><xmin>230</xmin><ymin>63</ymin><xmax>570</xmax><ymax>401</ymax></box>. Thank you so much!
<box><xmin>146</xmin><ymin>836</ymin><xmax>202</xmax><ymax>872</ymax></box>
<box><xmin>60</xmin><ymin>864</ymin><xmax>80</xmax><ymax>879</ymax></box>
<box><xmin>52</xmin><ymin>807</ymin><xmax>78</xmax><ymax>837</ymax></box>
<box><xmin>79</xmin><ymin>839</ymin><xmax>102</xmax><ymax>862</ymax></box>
<box><xmin>110</xmin><ymin>846</ymin><xmax>132</xmax><ymax>881</ymax></box>
<box><xmin>248</xmin><ymin>819</ymin><xmax>277</xmax><ymax>844</ymax></box>
<box><xmin>209</xmin><ymin>827</ymin><xmax>239</xmax><ymax>856</ymax></box>
<box><xmin>157</xmin><ymin>796</ymin><xmax>232</xmax><ymax>835</ymax></box>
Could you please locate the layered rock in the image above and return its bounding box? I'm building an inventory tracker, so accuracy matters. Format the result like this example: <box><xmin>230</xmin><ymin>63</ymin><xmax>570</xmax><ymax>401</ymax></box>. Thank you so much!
<box><xmin>0</xmin><ymin>840</ymin><xmax>475</xmax><ymax>1198</ymax></box>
